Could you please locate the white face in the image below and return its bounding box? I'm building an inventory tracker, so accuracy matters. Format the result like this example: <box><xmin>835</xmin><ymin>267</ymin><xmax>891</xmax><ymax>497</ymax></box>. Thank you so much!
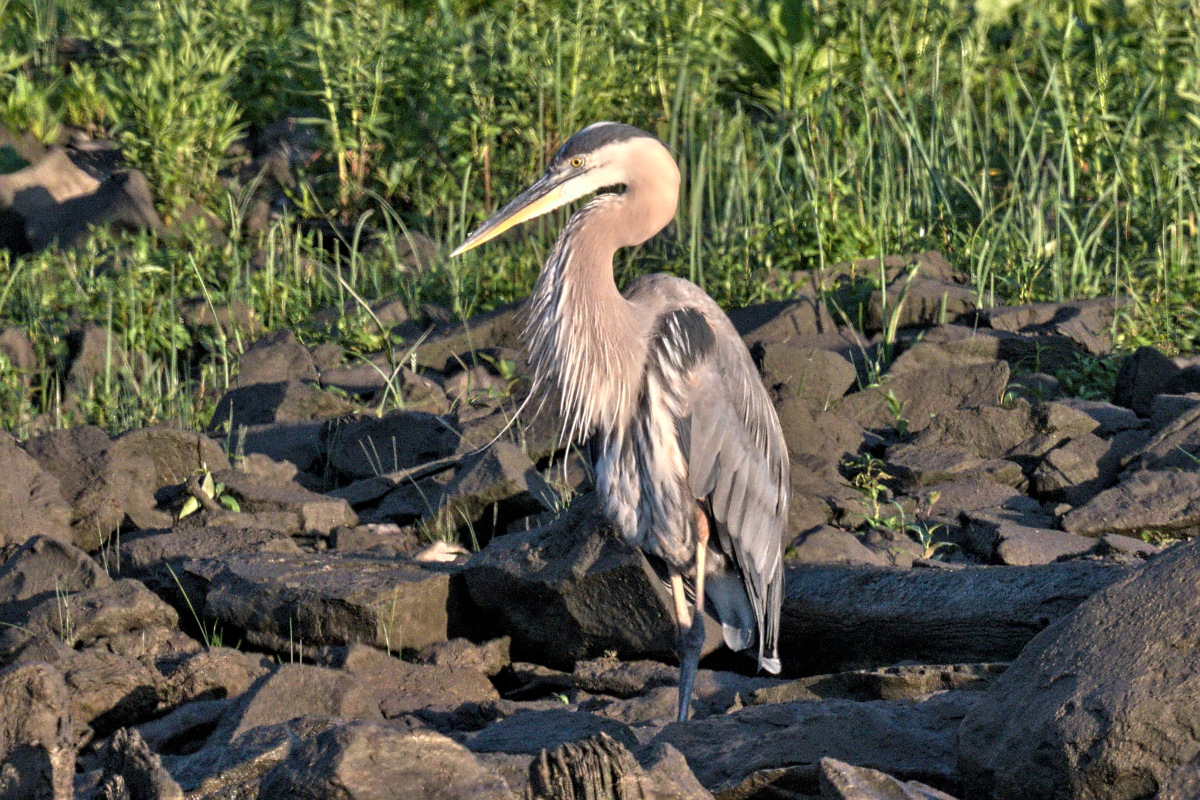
<box><xmin>452</xmin><ymin>125</ymin><xmax>678</xmax><ymax>257</ymax></box>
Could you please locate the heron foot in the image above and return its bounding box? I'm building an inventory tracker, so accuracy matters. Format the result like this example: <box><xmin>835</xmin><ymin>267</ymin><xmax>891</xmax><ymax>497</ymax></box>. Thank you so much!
<box><xmin>675</xmin><ymin>615</ymin><xmax>706</xmax><ymax>723</ymax></box>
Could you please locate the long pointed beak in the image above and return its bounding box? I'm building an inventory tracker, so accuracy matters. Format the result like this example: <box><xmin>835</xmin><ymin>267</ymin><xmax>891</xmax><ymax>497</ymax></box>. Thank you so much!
<box><xmin>451</xmin><ymin>171</ymin><xmax>573</xmax><ymax>257</ymax></box>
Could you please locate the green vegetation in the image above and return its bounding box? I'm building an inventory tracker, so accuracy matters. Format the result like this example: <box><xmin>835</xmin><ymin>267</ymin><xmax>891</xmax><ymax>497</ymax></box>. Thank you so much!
<box><xmin>2</xmin><ymin>0</ymin><xmax>1199</xmax><ymax>435</ymax></box>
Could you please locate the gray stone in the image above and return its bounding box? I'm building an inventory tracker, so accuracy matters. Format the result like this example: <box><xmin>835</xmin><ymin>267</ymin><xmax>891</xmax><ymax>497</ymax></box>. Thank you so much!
<box><xmin>655</xmin><ymin>692</ymin><xmax>972</xmax><ymax>796</ymax></box>
<box><xmin>22</xmin><ymin>169</ymin><xmax>163</xmax><ymax>251</ymax></box>
<box><xmin>235</xmin><ymin>329</ymin><xmax>318</xmax><ymax>387</ymax></box>
<box><xmin>749</xmin><ymin>663</ymin><xmax>1005</xmax><ymax>705</ymax></box>
<box><xmin>908</xmin><ymin>401</ymin><xmax>1038</xmax><ymax>459</ymax></box>
<box><xmin>0</xmin><ymin>536</ymin><xmax>111</xmax><ymax>606</ymax></box>
<box><xmin>833</xmin><ymin>346</ymin><xmax>1009</xmax><ymax>435</ymax></box>
<box><xmin>431</xmin><ymin>440</ymin><xmax>555</xmax><ymax>532</ymax></box>
<box><xmin>158</xmin><ymin>647</ymin><xmax>272</xmax><ymax>708</ymax></box>
<box><xmin>95</xmin><ymin>727</ymin><xmax>182</xmax><ymax>800</ymax></box>
<box><xmin>729</xmin><ymin>295</ymin><xmax>838</xmax><ymax>342</ymax></box>
<box><xmin>326</xmin><ymin>411</ymin><xmax>458</xmax><ymax>480</ymax></box>
<box><xmin>887</xmin><ymin>444</ymin><xmax>984</xmax><ymax>488</ymax></box>
<box><xmin>759</xmin><ymin>343</ymin><xmax>857</xmax><ymax>412</ymax></box>
<box><xmin>0</xmin><ymin>578</ymin><xmax>178</xmax><ymax>659</ymax></box>
<box><xmin>1113</xmin><ymin>346</ymin><xmax>1179</xmax><ymax>417</ymax></box>
<box><xmin>1062</xmin><ymin>469</ymin><xmax>1200</xmax><ymax>538</ymax></box>
<box><xmin>1150</xmin><ymin>392</ymin><xmax>1200</xmax><ymax>430</ymax></box>
<box><xmin>208</xmin><ymin>380</ymin><xmax>359</xmax><ymax>431</ymax></box>
<box><xmin>199</xmin><ymin>551</ymin><xmax>453</xmax><ymax>654</ymax></box>
<box><xmin>0</xmin><ymin>661</ymin><xmax>79</xmax><ymax>800</ymax></box>
<box><xmin>786</xmin><ymin>526</ymin><xmax>889</xmax><ymax>567</ymax></box>
<box><xmin>467</xmin><ymin>708</ymin><xmax>637</xmax><ymax>756</ymax></box>
<box><xmin>958</xmin><ymin>537</ymin><xmax>1200</xmax><ymax>800</ymax></box>
<box><xmin>210</xmin><ymin>469</ymin><xmax>357</xmax><ymax>534</ymax></box>
<box><xmin>780</xmin><ymin>561</ymin><xmax>1128</xmax><ymax>673</ymax></box>
<box><xmin>1055</xmin><ymin>398</ymin><xmax>1142</xmax><ymax>435</ymax></box>
<box><xmin>205</xmin><ymin>664</ymin><xmax>381</xmax><ymax>748</ymax></box>
<box><xmin>260</xmin><ymin>722</ymin><xmax>515</xmax><ymax>800</ymax></box>
<box><xmin>62</xmin><ymin>649</ymin><xmax>165</xmax><ymax>735</ymax></box>
<box><xmin>1126</xmin><ymin>402</ymin><xmax>1200</xmax><ymax>471</ymax></box>
<box><xmin>819</xmin><ymin>757</ymin><xmax>960</xmax><ymax>800</ymax></box>
<box><xmin>462</xmin><ymin>494</ymin><xmax>717</xmax><ymax>668</ymax></box>
<box><xmin>1032</xmin><ymin>430</ymin><xmax>1147</xmax><ymax>506</ymax></box>
<box><xmin>227</xmin><ymin>420</ymin><xmax>326</xmax><ymax>474</ymax></box>
<box><xmin>414</xmin><ymin>637</ymin><xmax>511</xmax><ymax>677</ymax></box>
<box><xmin>0</xmin><ymin>433</ymin><xmax>73</xmax><ymax>550</ymax></box>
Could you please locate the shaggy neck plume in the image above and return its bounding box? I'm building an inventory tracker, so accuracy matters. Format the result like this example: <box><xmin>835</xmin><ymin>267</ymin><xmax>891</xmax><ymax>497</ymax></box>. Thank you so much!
<box><xmin>525</xmin><ymin>197</ymin><xmax>642</xmax><ymax>444</ymax></box>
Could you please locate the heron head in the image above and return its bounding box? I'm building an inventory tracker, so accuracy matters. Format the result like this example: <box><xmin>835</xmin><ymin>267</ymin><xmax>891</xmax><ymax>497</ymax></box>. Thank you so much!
<box><xmin>451</xmin><ymin>122</ymin><xmax>678</xmax><ymax>257</ymax></box>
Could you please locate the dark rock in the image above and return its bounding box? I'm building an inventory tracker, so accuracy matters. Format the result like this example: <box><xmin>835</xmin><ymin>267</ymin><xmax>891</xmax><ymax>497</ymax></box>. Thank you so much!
<box><xmin>910</xmin><ymin>479</ymin><xmax>1025</xmax><ymax>526</ymax></box>
<box><xmin>1098</xmin><ymin>533</ymin><xmax>1159</xmax><ymax>559</ymax></box>
<box><xmin>0</xmin><ymin>536</ymin><xmax>110</xmax><ymax>609</ymax></box>
<box><xmin>200</xmin><ymin>551</ymin><xmax>454</xmax><ymax>653</ymax></box>
<box><xmin>462</xmin><ymin>494</ymin><xmax>716</xmax><ymax>668</ymax></box>
<box><xmin>1007</xmin><ymin>372</ymin><xmax>1061</xmax><ymax>402</ymax></box>
<box><xmin>467</xmin><ymin>708</ymin><xmax>637</xmax><ymax>756</ymax></box>
<box><xmin>728</xmin><ymin>295</ymin><xmax>837</xmax><ymax>341</ymax></box>
<box><xmin>205</xmin><ymin>664</ymin><xmax>382</xmax><ymax>748</ymax></box>
<box><xmin>326</xmin><ymin>411</ymin><xmax>458</xmax><ymax>480</ymax></box>
<box><xmin>64</xmin><ymin>323</ymin><xmax>135</xmax><ymax>396</ymax></box>
<box><xmin>981</xmin><ymin>297</ymin><xmax>1126</xmax><ymax>355</ymax></box>
<box><xmin>833</xmin><ymin>345</ymin><xmax>1009</xmax><ymax>435</ymax></box>
<box><xmin>750</xmin><ymin>663</ymin><xmax>1005</xmax><ymax>705</ymax></box>
<box><xmin>227</xmin><ymin>420</ymin><xmax>326</xmax><ymax>474</ymax></box>
<box><xmin>758</xmin><ymin>342</ymin><xmax>857</xmax><ymax>412</ymax></box>
<box><xmin>208</xmin><ymin>380</ymin><xmax>359</xmax><ymax>430</ymax></box>
<box><xmin>913</xmin><ymin>324</ymin><xmax>1085</xmax><ymax>377</ymax></box>
<box><xmin>29</xmin><ymin>169</ymin><xmax>162</xmax><ymax>250</ymax></box>
<box><xmin>958</xmin><ymin>537</ymin><xmax>1200</xmax><ymax>800</ymax></box>
<box><xmin>0</xmin><ymin>147</ymin><xmax>99</xmax><ymax>207</ymax></box>
<box><xmin>235</xmin><ymin>329</ymin><xmax>318</xmax><ymax>387</ymax></box>
<box><xmin>1113</xmin><ymin>346</ymin><xmax>1180</xmax><ymax>417</ymax></box>
<box><xmin>887</xmin><ymin>444</ymin><xmax>984</xmax><ymax>488</ymax></box>
<box><xmin>209</xmin><ymin>469</ymin><xmax>356</xmax><ymax>533</ymax></box>
<box><xmin>408</xmin><ymin>303</ymin><xmax>525</xmax><ymax>372</ymax></box>
<box><xmin>0</xmin><ymin>432</ymin><xmax>74</xmax><ymax>549</ymax></box>
<box><xmin>1164</xmin><ymin>364</ymin><xmax>1200</xmax><ymax>395</ymax></box>
<box><xmin>1062</xmin><ymin>469</ymin><xmax>1200</xmax><ymax>538</ymax></box>
<box><xmin>159</xmin><ymin>647</ymin><xmax>271</xmax><ymax>708</ymax></box>
<box><xmin>94</xmin><ymin>727</ymin><xmax>183</xmax><ymax>800</ymax></box>
<box><xmin>1150</xmin><ymin>392</ymin><xmax>1200</xmax><ymax>431</ymax></box>
<box><xmin>961</xmin><ymin>510</ymin><xmax>1096</xmax><ymax>566</ymax></box>
<box><xmin>655</xmin><ymin>692</ymin><xmax>973</xmax><ymax>796</ymax></box>
<box><xmin>178</xmin><ymin>297</ymin><xmax>260</xmax><ymax>341</ymax></box>
<box><xmin>863</xmin><ymin>276</ymin><xmax>978</xmax><ymax>333</ymax></box>
<box><xmin>819</xmin><ymin>757</ymin><xmax>960</xmax><ymax>800</ymax></box>
<box><xmin>166</xmin><ymin>716</ymin><xmax>335</xmax><ymax>796</ymax></box>
<box><xmin>315</xmin><ymin>643</ymin><xmax>498</xmax><ymax>718</ymax></box>
<box><xmin>1126</xmin><ymin>402</ymin><xmax>1200</xmax><ymax>471</ymax></box>
<box><xmin>0</xmin><ymin>661</ymin><xmax>80</xmax><ymax>800</ymax></box>
<box><xmin>1032</xmin><ymin>429</ymin><xmax>1147</xmax><ymax>506</ymax></box>
<box><xmin>61</xmin><ymin>649</ymin><xmax>164</xmax><ymax>737</ymax></box>
<box><xmin>259</xmin><ymin>722</ymin><xmax>515</xmax><ymax>800</ymax></box>
<box><xmin>415</xmin><ymin>637</ymin><xmax>511</xmax><ymax>677</ymax></box>
<box><xmin>0</xmin><ymin>578</ymin><xmax>178</xmax><ymax>661</ymax></box>
<box><xmin>527</xmin><ymin>732</ymin><xmax>712</xmax><ymax>800</ymax></box>
<box><xmin>786</xmin><ymin>526</ymin><xmax>889</xmax><ymax>566</ymax></box>
<box><xmin>1055</xmin><ymin>398</ymin><xmax>1142</xmax><ymax>435</ymax></box>
<box><xmin>780</xmin><ymin>561</ymin><xmax>1129</xmax><ymax>673</ymax></box>
<box><xmin>26</xmin><ymin>426</ymin><xmax>230</xmax><ymax>548</ymax></box>
<box><xmin>906</xmin><ymin>400</ymin><xmax>1038</xmax><ymax>459</ymax></box>
<box><xmin>431</xmin><ymin>440</ymin><xmax>556</xmax><ymax>536</ymax></box>
<box><xmin>132</xmin><ymin>698</ymin><xmax>230</xmax><ymax>755</ymax></box>
<box><xmin>0</xmin><ymin>326</ymin><xmax>36</xmax><ymax>381</ymax></box>
<box><xmin>330</xmin><ymin>523</ymin><xmax>422</xmax><ymax>555</ymax></box>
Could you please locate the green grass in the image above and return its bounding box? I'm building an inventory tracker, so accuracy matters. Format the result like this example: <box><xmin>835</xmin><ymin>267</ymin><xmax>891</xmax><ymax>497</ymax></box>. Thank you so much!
<box><xmin>1</xmin><ymin>0</ymin><xmax>1199</xmax><ymax>435</ymax></box>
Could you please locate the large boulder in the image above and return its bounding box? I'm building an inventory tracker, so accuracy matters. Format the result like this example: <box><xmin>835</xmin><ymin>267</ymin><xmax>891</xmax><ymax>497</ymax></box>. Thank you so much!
<box><xmin>958</xmin><ymin>538</ymin><xmax>1200</xmax><ymax>800</ymax></box>
<box><xmin>0</xmin><ymin>433</ymin><xmax>73</xmax><ymax>550</ymax></box>
<box><xmin>462</xmin><ymin>494</ymin><xmax>719</xmax><ymax>668</ymax></box>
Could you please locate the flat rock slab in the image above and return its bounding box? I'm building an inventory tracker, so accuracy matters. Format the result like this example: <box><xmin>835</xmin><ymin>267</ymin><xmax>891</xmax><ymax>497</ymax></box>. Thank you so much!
<box><xmin>1061</xmin><ymin>469</ymin><xmax>1200</xmax><ymax>537</ymax></box>
<box><xmin>750</xmin><ymin>663</ymin><xmax>1005</xmax><ymax>705</ymax></box>
<box><xmin>198</xmin><ymin>552</ymin><xmax>454</xmax><ymax>654</ymax></box>
<box><xmin>958</xmin><ymin>537</ymin><xmax>1200</xmax><ymax>800</ymax></box>
<box><xmin>780</xmin><ymin>562</ymin><xmax>1129</xmax><ymax>673</ymax></box>
<box><xmin>261</xmin><ymin>722</ymin><xmax>516</xmax><ymax>800</ymax></box>
<box><xmin>655</xmin><ymin>691</ymin><xmax>974</xmax><ymax>796</ymax></box>
<box><xmin>0</xmin><ymin>431</ymin><xmax>73</xmax><ymax>549</ymax></box>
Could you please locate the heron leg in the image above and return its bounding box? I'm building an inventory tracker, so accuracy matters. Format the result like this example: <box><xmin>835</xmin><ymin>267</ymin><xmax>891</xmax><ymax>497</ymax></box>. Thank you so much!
<box><xmin>675</xmin><ymin>508</ymin><xmax>710</xmax><ymax>723</ymax></box>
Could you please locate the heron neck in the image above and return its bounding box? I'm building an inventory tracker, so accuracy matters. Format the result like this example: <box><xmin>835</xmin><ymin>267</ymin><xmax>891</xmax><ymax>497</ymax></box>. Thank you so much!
<box><xmin>526</xmin><ymin>198</ymin><xmax>644</xmax><ymax>440</ymax></box>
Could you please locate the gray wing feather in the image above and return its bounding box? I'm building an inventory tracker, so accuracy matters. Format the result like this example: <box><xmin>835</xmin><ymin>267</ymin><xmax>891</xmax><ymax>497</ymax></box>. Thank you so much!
<box><xmin>680</xmin><ymin>326</ymin><xmax>789</xmax><ymax>671</ymax></box>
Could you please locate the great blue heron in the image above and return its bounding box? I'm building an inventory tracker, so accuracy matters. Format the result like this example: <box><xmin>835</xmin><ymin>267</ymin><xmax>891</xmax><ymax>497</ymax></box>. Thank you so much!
<box><xmin>452</xmin><ymin>122</ymin><xmax>788</xmax><ymax>722</ymax></box>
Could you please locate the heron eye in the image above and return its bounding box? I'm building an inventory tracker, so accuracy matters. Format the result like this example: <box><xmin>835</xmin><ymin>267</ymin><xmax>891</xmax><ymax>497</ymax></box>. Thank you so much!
<box><xmin>570</xmin><ymin>157</ymin><xmax>583</xmax><ymax>168</ymax></box>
